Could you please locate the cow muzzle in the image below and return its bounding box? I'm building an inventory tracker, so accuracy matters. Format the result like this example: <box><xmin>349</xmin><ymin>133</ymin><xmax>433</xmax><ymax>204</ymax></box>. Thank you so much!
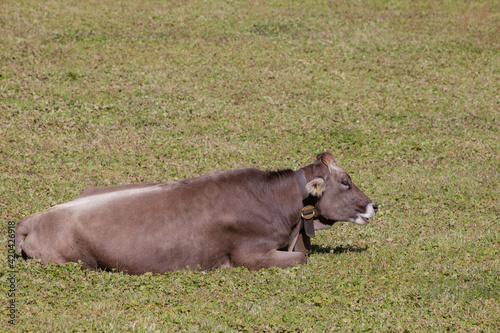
<box><xmin>354</xmin><ymin>202</ymin><xmax>377</xmax><ymax>225</ymax></box>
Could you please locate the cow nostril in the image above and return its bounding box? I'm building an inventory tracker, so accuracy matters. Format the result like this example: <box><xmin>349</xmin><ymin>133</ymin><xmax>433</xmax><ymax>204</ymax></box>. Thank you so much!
<box><xmin>372</xmin><ymin>203</ymin><xmax>378</xmax><ymax>213</ymax></box>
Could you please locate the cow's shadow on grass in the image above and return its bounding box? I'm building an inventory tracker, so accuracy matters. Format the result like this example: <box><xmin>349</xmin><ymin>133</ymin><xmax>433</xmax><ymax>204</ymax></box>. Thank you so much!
<box><xmin>311</xmin><ymin>244</ymin><xmax>368</xmax><ymax>254</ymax></box>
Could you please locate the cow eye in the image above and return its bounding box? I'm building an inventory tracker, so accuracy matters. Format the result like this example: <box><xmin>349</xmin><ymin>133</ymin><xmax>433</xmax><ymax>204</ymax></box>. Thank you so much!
<box><xmin>341</xmin><ymin>180</ymin><xmax>351</xmax><ymax>189</ymax></box>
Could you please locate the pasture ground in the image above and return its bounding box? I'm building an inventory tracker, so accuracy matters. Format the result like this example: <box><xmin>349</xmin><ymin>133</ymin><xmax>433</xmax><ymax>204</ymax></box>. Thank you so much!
<box><xmin>1</xmin><ymin>0</ymin><xmax>498</xmax><ymax>331</ymax></box>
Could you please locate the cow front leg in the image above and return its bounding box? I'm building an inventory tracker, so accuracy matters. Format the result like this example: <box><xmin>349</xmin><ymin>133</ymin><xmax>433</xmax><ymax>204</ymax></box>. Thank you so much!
<box><xmin>232</xmin><ymin>250</ymin><xmax>307</xmax><ymax>269</ymax></box>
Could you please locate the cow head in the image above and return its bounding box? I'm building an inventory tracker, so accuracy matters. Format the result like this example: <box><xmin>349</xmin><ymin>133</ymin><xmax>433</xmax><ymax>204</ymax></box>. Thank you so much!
<box><xmin>303</xmin><ymin>152</ymin><xmax>377</xmax><ymax>229</ymax></box>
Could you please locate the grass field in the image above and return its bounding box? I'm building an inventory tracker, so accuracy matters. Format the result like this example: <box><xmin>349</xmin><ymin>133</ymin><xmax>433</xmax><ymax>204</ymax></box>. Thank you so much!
<box><xmin>1</xmin><ymin>0</ymin><xmax>499</xmax><ymax>331</ymax></box>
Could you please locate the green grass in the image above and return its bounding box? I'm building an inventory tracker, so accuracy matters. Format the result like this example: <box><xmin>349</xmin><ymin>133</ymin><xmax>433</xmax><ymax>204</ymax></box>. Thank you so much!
<box><xmin>1</xmin><ymin>0</ymin><xmax>499</xmax><ymax>331</ymax></box>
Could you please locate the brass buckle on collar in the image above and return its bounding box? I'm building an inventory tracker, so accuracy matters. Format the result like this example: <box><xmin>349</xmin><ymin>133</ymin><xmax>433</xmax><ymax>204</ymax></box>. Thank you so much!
<box><xmin>301</xmin><ymin>205</ymin><xmax>315</xmax><ymax>220</ymax></box>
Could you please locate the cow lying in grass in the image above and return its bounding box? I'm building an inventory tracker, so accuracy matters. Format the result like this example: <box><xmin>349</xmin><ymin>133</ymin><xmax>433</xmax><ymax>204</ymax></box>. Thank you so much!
<box><xmin>16</xmin><ymin>152</ymin><xmax>377</xmax><ymax>274</ymax></box>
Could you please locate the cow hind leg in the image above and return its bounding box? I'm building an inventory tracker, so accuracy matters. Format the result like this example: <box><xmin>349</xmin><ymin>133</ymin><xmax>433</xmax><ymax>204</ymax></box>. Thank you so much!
<box><xmin>232</xmin><ymin>250</ymin><xmax>306</xmax><ymax>269</ymax></box>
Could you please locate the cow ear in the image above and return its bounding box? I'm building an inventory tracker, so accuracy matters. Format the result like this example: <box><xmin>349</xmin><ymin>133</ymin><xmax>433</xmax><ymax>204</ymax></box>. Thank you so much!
<box><xmin>305</xmin><ymin>178</ymin><xmax>326</xmax><ymax>197</ymax></box>
<box><xmin>317</xmin><ymin>152</ymin><xmax>340</xmax><ymax>172</ymax></box>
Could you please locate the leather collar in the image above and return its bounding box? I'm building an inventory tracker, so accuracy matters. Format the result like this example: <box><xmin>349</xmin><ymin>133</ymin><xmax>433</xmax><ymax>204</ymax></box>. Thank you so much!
<box><xmin>293</xmin><ymin>170</ymin><xmax>317</xmax><ymax>254</ymax></box>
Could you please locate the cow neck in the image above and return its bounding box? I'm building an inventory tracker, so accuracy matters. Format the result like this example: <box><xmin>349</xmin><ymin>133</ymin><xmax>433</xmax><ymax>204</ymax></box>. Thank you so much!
<box><xmin>292</xmin><ymin>169</ymin><xmax>317</xmax><ymax>254</ymax></box>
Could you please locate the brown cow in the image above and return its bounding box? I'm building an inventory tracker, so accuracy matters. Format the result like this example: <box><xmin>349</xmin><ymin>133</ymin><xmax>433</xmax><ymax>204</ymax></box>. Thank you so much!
<box><xmin>15</xmin><ymin>152</ymin><xmax>377</xmax><ymax>274</ymax></box>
